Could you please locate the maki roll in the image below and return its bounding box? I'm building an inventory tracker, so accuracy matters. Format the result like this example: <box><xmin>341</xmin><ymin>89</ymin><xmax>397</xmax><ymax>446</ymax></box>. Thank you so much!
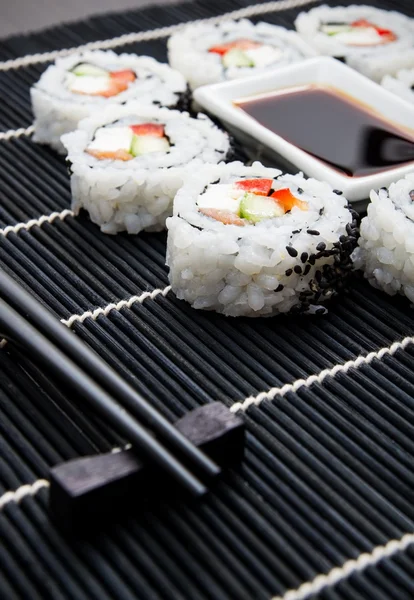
<box><xmin>381</xmin><ymin>66</ymin><xmax>414</xmax><ymax>104</ymax></box>
<box><xmin>295</xmin><ymin>5</ymin><xmax>413</xmax><ymax>81</ymax></box>
<box><xmin>166</xmin><ymin>163</ymin><xmax>358</xmax><ymax>317</ymax></box>
<box><xmin>352</xmin><ymin>175</ymin><xmax>414</xmax><ymax>301</ymax></box>
<box><xmin>168</xmin><ymin>19</ymin><xmax>316</xmax><ymax>90</ymax></box>
<box><xmin>31</xmin><ymin>50</ymin><xmax>187</xmax><ymax>153</ymax></box>
<box><xmin>61</xmin><ymin>104</ymin><xmax>231</xmax><ymax>235</ymax></box>
<box><xmin>348</xmin><ymin>48</ymin><xmax>414</xmax><ymax>85</ymax></box>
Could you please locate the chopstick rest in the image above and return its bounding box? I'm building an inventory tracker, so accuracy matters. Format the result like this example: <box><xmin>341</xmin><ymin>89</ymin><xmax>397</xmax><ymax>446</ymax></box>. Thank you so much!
<box><xmin>49</xmin><ymin>402</ymin><xmax>245</xmax><ymax>530</ymax></box>
<box><xmin>0</xmin><ymin>268</ymin><xmax>221</xmax><ymax>496</ymax></box>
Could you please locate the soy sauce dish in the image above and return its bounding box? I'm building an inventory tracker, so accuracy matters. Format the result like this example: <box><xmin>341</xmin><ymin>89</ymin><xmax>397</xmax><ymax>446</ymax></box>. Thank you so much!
<box><xmin>194</xmin><ymin>57</ymin><xmax>414</xmax><ymax>209</ymax></box>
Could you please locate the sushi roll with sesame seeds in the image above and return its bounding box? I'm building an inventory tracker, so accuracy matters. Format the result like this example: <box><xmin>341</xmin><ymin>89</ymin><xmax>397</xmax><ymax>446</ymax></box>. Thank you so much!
<box><xmin>166</xmin><ymin>162</ymin><xmax>358</xmax><ymax>317</ymax></box>
<box><xmin>295</xmin><ymin>5</ymin><xmax>413</xmax><ymax>82</ymax></box>
<box><xmin>352</xmin><ymin>175</ymin><xmax>414</xmax><ymax>302</ymax></box>
<box><xmin>61</xmin><ymin>103</ymin><xmax>231</xmax><ymax>235</ymax></box>
<box><xmin>167</xmin><ymin>19</ymin><xmax>316</xmax><ymax>91</ymax></box>
<box><xmin>31</xmin><ymin>50</ymin><xmax>188</xmax><ymax>153</ymax></box>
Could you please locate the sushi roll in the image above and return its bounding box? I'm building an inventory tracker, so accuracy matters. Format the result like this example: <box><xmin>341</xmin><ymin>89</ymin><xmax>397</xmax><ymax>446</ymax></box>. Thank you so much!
<box><xmin>61</xmin><ymin>103</ymin><xmax>231</xmax><ymax>235</ymax></box>
<box><xmin>166</xmin><ymin>162</ymin><xmax>358</xmax><ymax>317</ymax></box>
<box><xmin>168</xmin><ymin>19</ymin><xmax>316</xmax><ymax>90</ymax></box>
<box><xmin>352</xmin><ymin>175</ymin><xmax>414</xmax><ymax>302</ymax></box>
<box><xmin>295</xmin><ymin>5</ymin><xmax>413</xmax><ymax>81</ymax></box>
<box><xmin>348</xmin><ymin>48</ymin><xmax>414</xmax><ymax>84</ymax></box>
<box><xmin>31</xmin><ymin>50</ymin><xmax>188</xmax><ymax>153</ymax></box>
<box><xmin>381</xmin><ymin>67</ymin><xmax>414</xmax><ymax>104</ymax></box>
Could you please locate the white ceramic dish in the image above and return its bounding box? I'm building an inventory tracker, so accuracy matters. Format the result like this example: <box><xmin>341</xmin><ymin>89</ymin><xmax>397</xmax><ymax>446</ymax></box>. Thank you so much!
<box><xmin>194</xmin><ymin>57</ymin><xmax>414</xmax><ymax>210</ymax></box>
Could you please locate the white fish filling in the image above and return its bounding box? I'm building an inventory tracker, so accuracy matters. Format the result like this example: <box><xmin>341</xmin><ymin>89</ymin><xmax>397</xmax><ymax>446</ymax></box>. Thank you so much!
<box><xmin>197</xmin><ymin>184</ymin><xmax>243</xmax><ymax>213</ymax></box>
<box><xmin>87</xmin><ymin>126</ymin><xmax>133</xmax><ymax>153</ymax></box>
<box><xmin>196</xmin><ymin>181</ymin><xmax>310</xmax><ymax>222</ymax></box>
<box><xmin>333</xmin><ymin>27</ymin><xmax>385</xmax><ymax>46</ymax></box>
<box><xmin>243</xmin><ymin>45</ymin><xmax>284</xmax><ymax>67</ymax></box>
<box><xmin>66</xmin><ymin>73</ymin><xmax>111</xmax><ymax>95</ymax></box>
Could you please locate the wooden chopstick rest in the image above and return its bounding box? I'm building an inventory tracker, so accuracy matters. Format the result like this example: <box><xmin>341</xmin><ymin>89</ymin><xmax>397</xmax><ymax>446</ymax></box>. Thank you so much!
<box><xmin>49</xmin><ymin>402</ymin><xmax>245</xmax><ymax>529</ymax></box>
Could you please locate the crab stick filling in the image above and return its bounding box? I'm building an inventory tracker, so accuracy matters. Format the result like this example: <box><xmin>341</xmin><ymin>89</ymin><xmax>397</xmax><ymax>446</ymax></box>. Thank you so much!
<box><xmin>67</xmin><ymin>63</ymin><xmax>137</xmax><ymax>98</ymax></box>
<box><xmin>208</xmin><ymin>39</ymin><xmax>283</xmax><ymax>68</ymax></box>
<box><xmin>320</xmin><ymin>19</ymin><xmax>397</xmax><ymax>46</ymax></box>
<box><xmin>197</xmin><ymin>179</ymin><xmax>308</xmax><ymax>226</ymax></box>
<box><xmin>86</xmin><ymin>123</ymin><xmax>170</xmax><ymax>161</ymax></box>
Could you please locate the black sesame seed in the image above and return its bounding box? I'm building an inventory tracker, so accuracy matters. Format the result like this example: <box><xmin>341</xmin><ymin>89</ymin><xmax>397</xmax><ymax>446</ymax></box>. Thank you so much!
<box><xmin>339</xmin><ymin>235</ymin><xmax>348</xmax><ymax>243</ymax></box>
<box><xmin>275</xmin><ymin>284</ymin><xmax>284</xmax><ymax>292</ymax></box>
<box><xmin>316</xmin><ymin>242</ymin><xmax>326</xmax><ymax>251</ymax></box>
<box><xmin>285</xmin><ymin>269</ymin><xmax>293</xmax><ymax>276</ymax></box>
<box><xmin>286</xmin><ymin>246</ymin><xmax>298</xmax><ymax>257</ymax></box>
<box><xmin>307</xmin><ymin>229</ymin><xmax>320</xmax><ymax>235</ymax></box>
<box><xmin>319</xmin><ymin>208</ymin><xmax>324</xmax><ymax>216</ymax></box>
<box><xmin>301</xmin><ymin>252</ymin><xmax>308</xmax><ymax>263</ymax></box>
<box><xmin>333</xmin><ymin>189</ymin><xmax>343</xmax><ymax>195</ymax></box>
<box><xmin>308</xmin><ymin>255</ymin><xmax>316</xmax><ymax>265</ymax></box>
<box><xmin>410</xmin><ymin>190</ymin><xmax>414</xmax><ymax>202</ymax></box>
<box><xmin>303</xmin><ymin>264</ymin><xmax>311</xmax><ymax>276</ymax></box>
<box><xmin>294</xmin><ymin>265</ymin><xmax>302</xmax><ymax>275</ymax></box>
<box><xmin>292</xmin><ymin>229</ymin><xmax>301</xmax><ymax>234</ymax></box>
<box><xmin>297</xmin><ymin>187</ymin><xmax>304</xmax><ymax>194</ymax></box>
<box><xmin>315</xmin><ymin>270</ymin><xmax>322</xmax><ymax>283</ymax></box>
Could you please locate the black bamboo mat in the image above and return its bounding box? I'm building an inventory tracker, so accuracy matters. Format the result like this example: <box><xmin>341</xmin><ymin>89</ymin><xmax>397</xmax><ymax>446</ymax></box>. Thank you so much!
<box><xmin>1</xmin><ymin>0</ymin><xmax>414</xmax><ymax>599</ymax></box>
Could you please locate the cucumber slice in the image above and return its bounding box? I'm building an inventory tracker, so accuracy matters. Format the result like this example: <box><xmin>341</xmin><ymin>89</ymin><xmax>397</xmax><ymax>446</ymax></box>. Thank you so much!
<box><xmin>131</xmin><ymin>135</ymin><xmax>170</xmax><ymax>156</ymax></box>
<box><xmin>71</xmin><ymin>63</ymin><xmax>109</xmax><ymax>77</ymax></box>
<box><xmin>222</xmin><ymin>49</ymin><xmax>254</xmax><ymax>68</ymax></box>
<box><xmin>239</xmin><ymin>193</ymin><xmax>284</xmax><ymax>223</ymax></box>
<box><xmin>321</xmin><ymin>24</ymin><xmax>352</xmax><ymax>35</ymax></box>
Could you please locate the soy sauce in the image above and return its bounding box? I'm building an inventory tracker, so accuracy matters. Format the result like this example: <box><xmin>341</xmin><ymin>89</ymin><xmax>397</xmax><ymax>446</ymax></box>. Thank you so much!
<box><xmin>236</xmin><ymin>85</ymin><xmax>414</xmax><ymax>177</ymax></box>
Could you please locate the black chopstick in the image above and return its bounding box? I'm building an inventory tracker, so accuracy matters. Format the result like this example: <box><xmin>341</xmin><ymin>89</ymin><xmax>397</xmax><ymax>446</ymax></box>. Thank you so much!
<box><xmin>0</xmin><ymin>296</ymin><xmax>207</xmax><ymax>497</ymax></box>
<box><xmin>0</xmin><ymin>268</ymin><xmax>220</xmax><ymax>482</ymax></box>
<box><xmin>0</xmin><ymin>296</ymin><xmax>208</xmax><ymax>496</ymax></box>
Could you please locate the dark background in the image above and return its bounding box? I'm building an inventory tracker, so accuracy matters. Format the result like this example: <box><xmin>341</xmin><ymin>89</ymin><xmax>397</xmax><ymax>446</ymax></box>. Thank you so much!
<box><xmin>0</xmin><ymin>0</ymin><xmax>178</xmax><ymax>39</ymax></box>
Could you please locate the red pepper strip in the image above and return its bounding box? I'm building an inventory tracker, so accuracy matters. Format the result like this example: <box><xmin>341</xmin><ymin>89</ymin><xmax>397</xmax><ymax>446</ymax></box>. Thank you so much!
<box><xmin>234</xmin><ymin>178</ymin><xmax>274</xmax><ymax>196</ymax></box>
<box><xmin>271</xmin><ymin>188</ymin><xmax>308</xmax><ymax>212</ymax></box>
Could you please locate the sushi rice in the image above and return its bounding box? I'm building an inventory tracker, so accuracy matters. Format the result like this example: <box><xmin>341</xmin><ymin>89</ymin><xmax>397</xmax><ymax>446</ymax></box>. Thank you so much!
<box><xmin>352</xmin><ymin>175</ymin><xmax>414</xmax><ymax>302</ymax></box>
<box><xmin>381</xmin><ymin>67</ymin><xmax>414</xmax><ymax>104</ymax></box>
<box><xmin>61</xmin><ymin>104</ymin><xmax>231</xmax><ymax>235</ymax></box>
<box><xmin>166</xmin><ymin>162</ymin><xmax>358</xmax><ymax>317</ymax></box>
<box><xmin>31</xmin><ymin>50</ymin><xmax>188</xmax><ymax>153</ymax></box>
<box><xmin>168</xmin><ymin>19</ymin><xmax>316</xmax><ymax>90</ymax></box>
<box><xmin>348</xmin><ymin>48</ymin><xmax>414</xmax><ymax>84</ymax></box>
<box><xmin>295</xmin><ymin>5</ymin><xmax>413</xmax><ymax>81</ymax></box>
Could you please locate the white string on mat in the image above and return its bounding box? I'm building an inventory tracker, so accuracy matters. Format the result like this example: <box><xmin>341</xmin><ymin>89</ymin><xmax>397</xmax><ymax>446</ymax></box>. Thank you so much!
<box><xmin>0</xmin><ymin>285</ymin><xmax>171</xmax><ymax>348</ymax></box>
<box><xmin>0</xmin><ymin>0</ymin><xmax>319</xmax><ymax>72</ymax></box>
<box><xmin>230</xmin><ymin>335</ymin><xmax>414</xmax><ymax>413</ymax></box>
<box><xmin>271</xmin><ymin>532</ymin><xmax>414</xmax><ymax>600</ymax></box>
<box><xmin>62</xmin><ymin>285</ymin><xmax>171</xmax><ymax>327</ymax></box>
<box><xmin>1</xmin><ymin>277</ymin><xmax>413</xmax><ymax>400</ymax></box>
<box><xmin>0</xmin><ymin>479</ymin><xmax>50</xmax><ymax>510</ymax></box>
<box><xmin>0</xmin><ymin>209</ymin><xmax>74</xmax><ymax>238</ymax></box>
<box><xmin>0</xmin><ymin>125</ymin><xmax>34</xmax><ymax>141</ymax></box>
<box><xmin>1</xmin><ymin>480</ymin><xmax>414</xmax><ymax>600</ymax></box>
